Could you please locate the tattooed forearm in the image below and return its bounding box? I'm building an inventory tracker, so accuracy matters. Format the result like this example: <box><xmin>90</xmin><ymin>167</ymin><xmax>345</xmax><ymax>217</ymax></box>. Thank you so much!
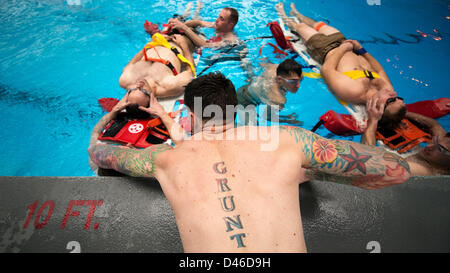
<box><xmin>281</xmin><ymin>126</ymin><xmax>411</xmax><ymax>189</ymax></box>
<box><xmin>88</xmin><ymin>143</ymin><xmax>172</xmax><ymax>177</ymax></box>
<box><xmin>305</xmin><ymin>168</ymin><xmax>405</xmax><ymax>190</ymax></box>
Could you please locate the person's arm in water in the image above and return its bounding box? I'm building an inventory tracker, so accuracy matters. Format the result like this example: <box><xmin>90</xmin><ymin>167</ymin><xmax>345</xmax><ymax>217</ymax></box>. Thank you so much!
<box><xmin>280</xmin><ymin>126</ymin><xmax>411</xmax><ymax>189</ymax></box>
<box><xmin>169</xmin><ymin>18</ymin><xmax>209</xmax><ymax>48</ymax></box>
<box><xmin>169</xmin><ymin>18</ymin><xmax>232</xmax><ymax>48</ymax></box>
<box><xmin>361</xmin><ymin>96</ymin><xmax>385</xmax><ymax>146</ymax></box>
<box><xmin>118</xmin><ymin>48</ymin><xmax>146</xmax><ymax>87</ymax></box>
<box><xmin>184</xmin><ymin>19</ymin><xmax>215</xmax><ymax>29</ymax></box>
<box><xmin>345</xmin><ymin>39</ymin><xmax>393</xmax><ymax>87</ymax></box>
<box><xmin>171</xmin><ymin>34</ymin><xmax>195</xmax><ymax>68</ymax></box>
<box><xmin>122</xmin><ymin>48</ymin><xmax>145</xmax><ymax>70</ymax></box>
<box><xmin>320</xmin><ymin>42</ymin><xmax>367</xmax><ymax>104</ymax></box>
<box><xmin>405</xmin><ymin>111</ymin><xmax>447</xmax><ymax>138</ymax></box>
<box><xmin>88</xmin><ymin>96</ymin><xmax>173</xmax><ymax>177</ymax></box>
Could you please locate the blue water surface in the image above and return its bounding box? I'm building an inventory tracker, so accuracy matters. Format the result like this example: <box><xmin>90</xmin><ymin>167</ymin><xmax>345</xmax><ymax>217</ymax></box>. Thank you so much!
<box><xmin>0</xmin><ymin>0</ymin><xmax>448</xmax><ymax>176</ymax></box>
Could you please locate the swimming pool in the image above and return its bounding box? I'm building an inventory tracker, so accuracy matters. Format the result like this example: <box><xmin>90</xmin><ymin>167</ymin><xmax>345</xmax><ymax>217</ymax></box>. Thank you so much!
<box><xmin>0</xmin><ymin>0</ymin><xmax>448</xmax><ymax>176</ymax></box>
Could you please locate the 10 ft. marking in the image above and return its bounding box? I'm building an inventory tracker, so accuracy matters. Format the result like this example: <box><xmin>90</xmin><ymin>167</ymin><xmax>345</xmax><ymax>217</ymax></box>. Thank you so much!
<box><xmin>23</xmin><ymin>200</ymin><xmax>103</xmax><ymax>230</ymax></box>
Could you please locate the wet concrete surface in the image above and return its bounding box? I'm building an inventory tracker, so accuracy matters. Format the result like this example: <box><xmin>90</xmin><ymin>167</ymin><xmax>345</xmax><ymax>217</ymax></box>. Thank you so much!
<box><xmin>0</xmin><ymin>176</ymin><xmax>449</xmax><ymax>253</ymax></box>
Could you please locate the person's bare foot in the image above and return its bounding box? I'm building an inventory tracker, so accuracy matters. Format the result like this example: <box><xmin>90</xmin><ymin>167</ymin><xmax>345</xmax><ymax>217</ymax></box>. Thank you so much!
<box><xmin>275</xmin><ymin>2</ymin><xmax>295</xmax><ymax>29</ymax></box>
<box><xmin>289</xmin><ymin>3</ymin><xmax>301</xmax><ymax>17</ymax></box>
<box><xmin>193</xmin><ymin>0</ymin><xmax>203</xmax><ymax>19</ymax></box>
<box><xmin>275</xmin><ymin>2</ymin><xmax>286</xmax><ymax>16</ymax></box>
<box><xmin>196</xmin><ymin>0</ymin><xmax>203</xmax><ymax>10</ymax></box>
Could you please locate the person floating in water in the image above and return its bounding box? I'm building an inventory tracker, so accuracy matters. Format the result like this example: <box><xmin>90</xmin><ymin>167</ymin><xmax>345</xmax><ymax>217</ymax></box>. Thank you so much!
<box><xmin>236</xmin><ymin>59</ymin><xmax>304</xmax><ymax>125</ymax></box>
<box><xmin>168</xmin><ymin>6</ymin><xmax>240</xmax><ymax>48</ymax></box>
<box><xmin>89</xmin><ymin>72</ymin><xmax>411</xmax><ymax>252</ymax></box>
<box><xmin>119</xmin><ymin>29</ymin><xmax>196</xmax><ymax>99</ymax></box>
<box><xmin>361</xmin><ymin>97</ymin><xmax>450</xmax><ymax>176</ymax></box>
<box><xmin>275</xmin><ymin>2</ymin><xmax>403</xmax><ymax>124</ymax></box>
<box><xmin>167</xmin><ymin>4</ymin><xmax>250</xmax><ymax>81</ymax></box>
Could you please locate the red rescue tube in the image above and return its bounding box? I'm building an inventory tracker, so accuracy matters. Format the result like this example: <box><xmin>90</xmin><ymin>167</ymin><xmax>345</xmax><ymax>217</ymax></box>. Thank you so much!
<box><xmin>98</xmin><ymin>98</ymin><xmax>119</xmax><ymax>112</ymax></box>
<box><xmin>405</xmin><ymin>98</ymin><xmax>450</xmax><ymax>119</ymax></box>
<box><xmin>144</xmin><ymin>20</ymin><xmax>160</xmax><ymax>36</ymax></box>
<box><xmin>267</xmin><ymin>21</ymin><xmax>292</xmax><ymax>50</ymax></box>
<box><xmin>319</xmin><ymin>110</ymin><xmax>363</xmax><ymax>136</ymax></box>
<box><xmin>318</xmin><ymin>98</ymin><xmax>450</xmax><ymax>136</ymax></box>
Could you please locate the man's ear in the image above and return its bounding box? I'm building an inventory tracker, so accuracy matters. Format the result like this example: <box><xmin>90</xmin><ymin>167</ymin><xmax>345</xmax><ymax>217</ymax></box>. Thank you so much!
<box><xmin>189</xmin><ymin>112</ymin><xmax>199</xmax><ymax>134</ymax></box>
<box><xmin>275</xmin><ymin>75</ymin><xmax>283</xmax><ymax>84</ymax></box>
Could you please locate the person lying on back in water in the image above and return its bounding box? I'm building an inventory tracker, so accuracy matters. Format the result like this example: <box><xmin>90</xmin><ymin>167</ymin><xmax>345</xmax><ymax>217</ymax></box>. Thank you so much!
<box><xmin>119</xmin><ymin>31</ymin><xmax>196</xmax><ymax>99</ymax></box>
<box><xmin>89</xmin><ymin>72</ymin><xmax>410</xmax><ymax>252</ymax></box>
<box><xmin>362</xmin><ymin>96</ymin><xmax>450</xmax><ymax>176</ymax></box>
<box><xmin>276</xmin><ymin>2</ymin><xmax>404</xmax><ymax>124</ymax></box>
<box><xmin>236</xmin><ymin>59</ymin><xmax>304</xmax><ymax>125</ymax></box>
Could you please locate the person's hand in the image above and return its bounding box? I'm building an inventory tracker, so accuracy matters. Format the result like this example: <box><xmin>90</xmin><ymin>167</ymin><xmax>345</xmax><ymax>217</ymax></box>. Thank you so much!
<box><xmin>169</xmin><ymin>18</ymin><xmax>187</xmax><ymax>31</ymax></box>
<box><xmin>110</xmin><ymin>95</ymin><xmax>131</xmax><ymax>119</ymax></box>
<box><xmin>138</xmin><ymin>91</ymin><xmax>165</xmax><ymax>118</ymax></box>
<box><xmin>136</xmin><ymin>80</ymin><xmax>145</xmax><ymax>89</ymax></box>
<box><xmin>283</xmin><ymin>114</ymin><xmax>303</xmax><ymax>125</ymax></box>
<box><xmin>366</xmin><ymin>97</ymin><xmax>384</xmax><ymax>123</ymax></box>
<box><xmin>339</xmin><ymin>41</ymin><xmax>354</xmax><ymax>52</ymax></box>
<box><xmin>171</xmin><ymin>34</ymin><xmax>188</xmax><ymax>50</ymax></box>
<box><xmin>344</xmin><ymin>39</ymin><xmax>363</xmax><ymax>51</ymax></box>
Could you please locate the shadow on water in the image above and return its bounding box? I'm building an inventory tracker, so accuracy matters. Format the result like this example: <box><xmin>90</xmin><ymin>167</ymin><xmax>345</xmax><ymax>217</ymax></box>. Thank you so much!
<box><xmin>0</xmin><ymin>83</ymin><xmax>102</xmax><ymax>123</ymax></box>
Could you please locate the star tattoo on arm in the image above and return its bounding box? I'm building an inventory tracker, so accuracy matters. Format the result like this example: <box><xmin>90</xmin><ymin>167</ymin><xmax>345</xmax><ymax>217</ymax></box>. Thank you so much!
<box><xmin>340</xmin><ymin>145</ymin><xmax>372</xmax><ymax>174</ymax></box>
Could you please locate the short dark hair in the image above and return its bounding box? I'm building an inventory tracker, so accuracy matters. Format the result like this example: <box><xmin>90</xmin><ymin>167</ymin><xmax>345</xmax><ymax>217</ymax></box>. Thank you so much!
<box><xmin>224</xmin><ymin>7</ymin><xmax>239</xmax><ymax>26</ymax></box>
<box><xmin>125</xmin><ymin>104</ymin><xmax>151</xmax><ymax>119</ymax></box>
<box><xmin>276</xmin><ymin>59</ymin><xmax>303</xmax><ymax>77</ymax></box>
<box><xmin>379</xmin><ymin>106</ymin><xmax>407</xmax><ymax>130</ymax></box>
<box><xmin>184</xmin><ymin>72</ymin><xmax>238</xmax><ymax>122</ymax></box>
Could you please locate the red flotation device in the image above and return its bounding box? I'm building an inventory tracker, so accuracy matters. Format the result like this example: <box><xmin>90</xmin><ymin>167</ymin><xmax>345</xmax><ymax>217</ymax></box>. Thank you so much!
<box><xmin>405</xmin><ymin>98</ymin><xmax>450</xmax><ymax>119</ymax></box>
<box><xmin>313</xmin><ymin>98</ymin><xmax>450</xmax><ymax>136</ymax></box>
<box><xmin>313</xmin><ymin>110</ymin><xmax>364</xmax><ymax>136</ymax></box>
<box><xmin>98</xmin><ymin>117</ymin><xmax>170</xmax><ymax>148</ymax></box>
<box><xmin>98</xmin><ymin>98</ymin><xmax>120</xmax><ymax>112</ymax></box>
<box><xmin>266</xmin><ymin>21</ymin><xmax>293</xmax><ymax>51</ymax></box>
<box><xmin>97</xmin><ymin>97</ymin><xmax>191</xmax><ymax>147</ymax></box>
<box><xmin>144</xmin><ymin>20</ymin><xmax>161</xmax><ymax>36</ymax></box>
<box><xmin>97</xmin><ymin>97</ymin><xmax>170</xmax><ymax>148</ymax></box>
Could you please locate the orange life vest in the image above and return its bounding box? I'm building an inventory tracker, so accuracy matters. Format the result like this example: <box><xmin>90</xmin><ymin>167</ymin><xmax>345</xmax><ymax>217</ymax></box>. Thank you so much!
<box><xmin>375</xmin><ymin>119</ymin><xmax>432</xmax><ymax>154</ymax></box>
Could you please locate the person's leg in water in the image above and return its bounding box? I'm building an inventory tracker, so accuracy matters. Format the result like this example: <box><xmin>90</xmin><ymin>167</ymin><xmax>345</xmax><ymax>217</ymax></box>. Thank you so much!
<box><xmin>288</xmin><ymin>3</ymin><xmax>340</xmax><ymax>36</ymax></box>
<box><xmin>288</xmin><ymin>3</ymin><xmax>316</xmax><ymax>27</ymax></box>
<box><xmin>275</xmin><ymin>2</ymin><xmax>316</xmax><ymax>42</ymax></box>
<box><xmin>193</xmin><ymin>0</ymin><xmax>203</xmax><ymax>20</ymax></box>
<box><xmin>181</xmin><ymin>2</ymin><xmax>194</xmax><ymax>20</ymax></box>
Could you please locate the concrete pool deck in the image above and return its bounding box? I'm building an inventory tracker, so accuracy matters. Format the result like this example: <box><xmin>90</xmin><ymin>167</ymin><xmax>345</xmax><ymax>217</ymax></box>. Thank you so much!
<box><xmin>0</xmin><ymin>175</ymin><xmax>449</xmax><ymax>253</ymax></box>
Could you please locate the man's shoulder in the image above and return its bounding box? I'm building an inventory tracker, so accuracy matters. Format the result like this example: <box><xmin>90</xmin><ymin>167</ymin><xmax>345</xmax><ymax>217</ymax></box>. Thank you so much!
<box><xmin>278</xmin><ymin>125</ymin><xmax>314</xmax><ymax>143</ymax></box>
<box><xmin>145</xmin><ymin>144</ymin><xmax>175</xmax><ymax>162</ymax></box>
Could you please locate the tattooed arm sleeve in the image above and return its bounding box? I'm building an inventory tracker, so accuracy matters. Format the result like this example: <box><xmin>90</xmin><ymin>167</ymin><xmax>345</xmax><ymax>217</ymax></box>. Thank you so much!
<box><xmin>281</xmin><ymin>126</ymin><xmax>411</xmax><ymax>189</ymax></box>
<box><xmin>88</xmin><ymin>143</ymin><xmax>172</xmax><ymax>177</ymax></box>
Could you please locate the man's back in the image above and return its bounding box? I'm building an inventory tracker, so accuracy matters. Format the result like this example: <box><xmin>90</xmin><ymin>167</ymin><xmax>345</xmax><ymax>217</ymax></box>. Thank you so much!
<box><xmin>89</xmin><ymin>72</ymin><xmax>410</xmax><ymax>253</ymax></box>
<box><xmin>155</xmin><ymin>126</ymin><xmax>307</xmax><ymax>252</ymax></box>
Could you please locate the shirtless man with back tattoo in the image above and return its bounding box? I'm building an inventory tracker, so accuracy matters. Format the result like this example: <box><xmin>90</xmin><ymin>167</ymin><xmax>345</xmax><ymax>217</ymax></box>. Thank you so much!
<box><xmin>89</xmin><ymin>72</ymin><xmax>410</xmax><ymax>252</ymax></box>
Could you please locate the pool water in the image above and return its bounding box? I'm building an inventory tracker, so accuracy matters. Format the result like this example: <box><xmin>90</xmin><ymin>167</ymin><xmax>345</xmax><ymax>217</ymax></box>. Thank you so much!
<box><xmin>0</xmin><ymin>0</ymin><xmax>448</xmax><ymax>176</ymax></box>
